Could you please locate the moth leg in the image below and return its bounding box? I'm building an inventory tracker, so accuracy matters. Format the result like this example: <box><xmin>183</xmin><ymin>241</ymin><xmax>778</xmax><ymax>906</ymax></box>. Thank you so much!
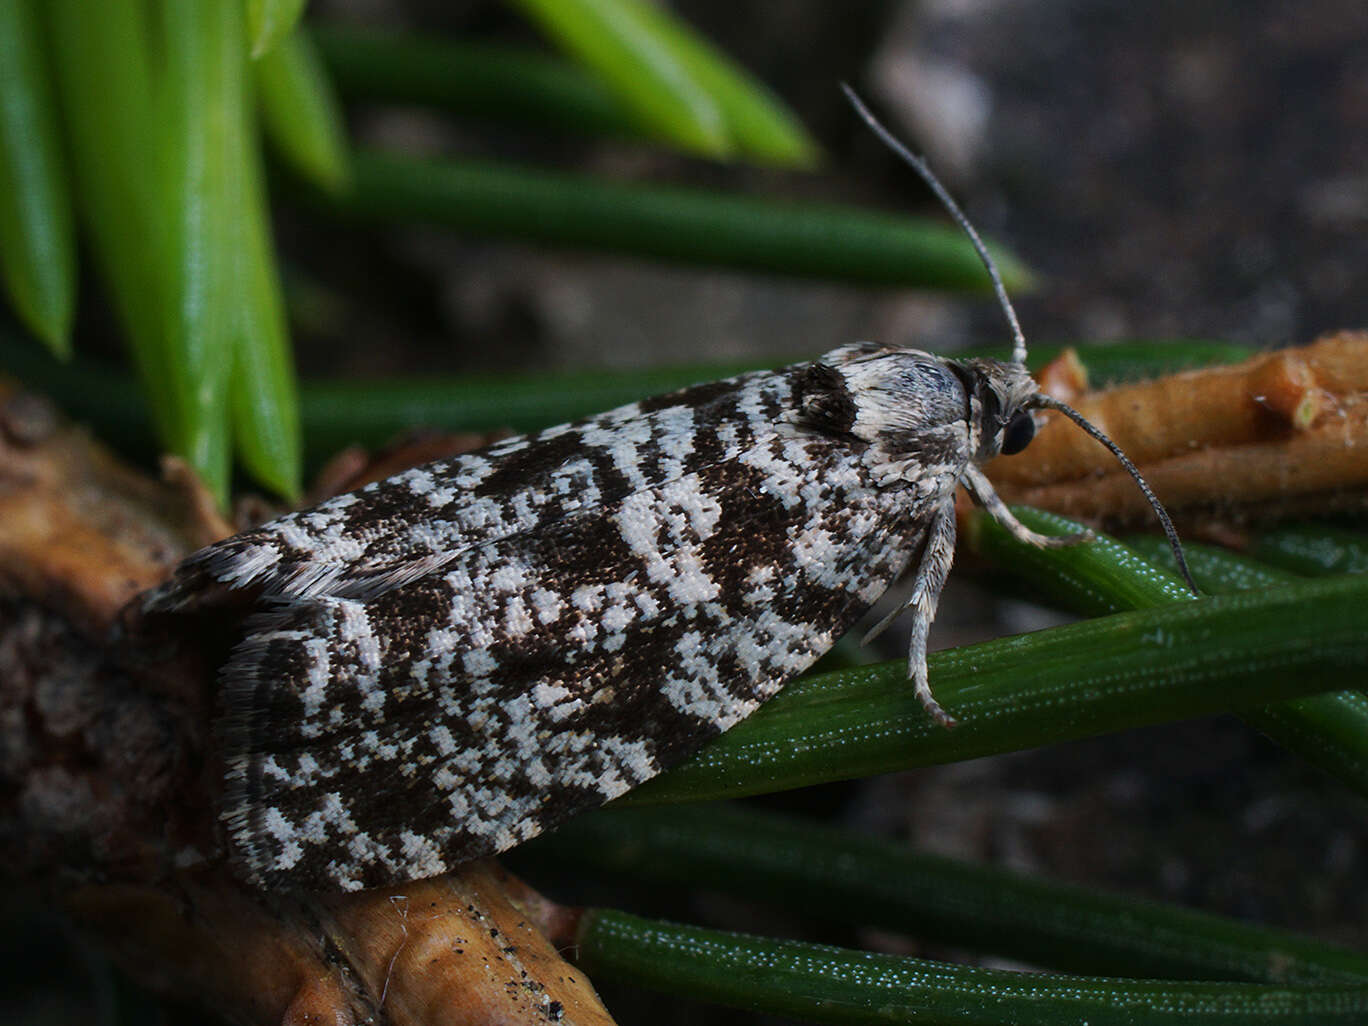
<box><xmin>961</xmin><ymin>465</ymin><xmax>1093</xmax><ymax>548</ymax></box>
<box><xmin>866</xmin><ymin>501</ymin><xmax>957</xmax><ymax>727</ymax></box>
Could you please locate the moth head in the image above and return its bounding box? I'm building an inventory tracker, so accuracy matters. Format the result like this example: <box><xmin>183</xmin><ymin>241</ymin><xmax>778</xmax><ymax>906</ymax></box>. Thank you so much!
<box><xmin>949</xmin><ymin>357</ymin><xmax>1042</xmax><ymax>462</ymax></box>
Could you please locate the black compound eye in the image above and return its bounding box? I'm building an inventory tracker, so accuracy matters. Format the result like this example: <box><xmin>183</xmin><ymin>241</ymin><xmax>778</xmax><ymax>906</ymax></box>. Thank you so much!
<box><xmin>1000</xmin><ymin>410</ymin><xmax>1036</xmax><ymax>456</ymax></box>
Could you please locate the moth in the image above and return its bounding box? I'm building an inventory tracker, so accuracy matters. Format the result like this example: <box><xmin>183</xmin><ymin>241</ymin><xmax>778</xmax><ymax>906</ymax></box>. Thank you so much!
<box><xmin>143</xmin><ymin>90</ymin><xmax>1194</xmax><ymax>892</ymax></box>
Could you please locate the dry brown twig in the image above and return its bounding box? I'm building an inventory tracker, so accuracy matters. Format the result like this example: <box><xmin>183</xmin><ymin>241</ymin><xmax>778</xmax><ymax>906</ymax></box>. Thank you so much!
<box><xmin>985</xmin><ymin>331</ymin><xmax>1368</xmax><ymax>540</ymax></box>
<box><xmin>2</xmin><ymin>331</ymin><xmax>1365</xmax><ymax>1023</ymax></box>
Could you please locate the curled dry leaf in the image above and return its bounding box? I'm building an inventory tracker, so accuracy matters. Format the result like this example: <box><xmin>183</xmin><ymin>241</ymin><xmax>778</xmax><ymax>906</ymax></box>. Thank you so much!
<box><xmin>985</xmin><ymin>332</ymin><xmax>1368</xmax><ymax>536</ymax></box>
<box><xmin>316</xmin><ymin>863</ymin><xmax>604</xmax><ymax>1025</ymax></box>
<box><xmin>66</xmin><ymin>864</ymin><xmax>610</xmax><ymax>1026</ymax></box>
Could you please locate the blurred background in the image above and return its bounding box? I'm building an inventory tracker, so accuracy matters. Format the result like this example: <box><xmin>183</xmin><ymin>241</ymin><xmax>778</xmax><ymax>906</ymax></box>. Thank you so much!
<box><xmin>283</xmin><ymin>0</ymin><xmax>1368</xmax><ymax>375</ymax></box>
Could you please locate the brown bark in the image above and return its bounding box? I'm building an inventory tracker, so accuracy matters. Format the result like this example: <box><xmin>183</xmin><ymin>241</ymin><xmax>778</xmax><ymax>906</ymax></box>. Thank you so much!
<box><xmin>65</xmin><ymin>864</ymin><xmax>603</xmax><ymax>1026</ymax></box>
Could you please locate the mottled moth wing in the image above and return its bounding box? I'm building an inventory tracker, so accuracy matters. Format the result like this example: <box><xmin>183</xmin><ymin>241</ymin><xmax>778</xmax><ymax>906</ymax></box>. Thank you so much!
<box><xmin>146</xmin><ymin>349</ymin><xmax>962</xmax><ymax>891</ymax></box>
<box><xmin>149</xmin><ymin>374</ymin><xmax>772</xmax><ymax>613</ymax></box>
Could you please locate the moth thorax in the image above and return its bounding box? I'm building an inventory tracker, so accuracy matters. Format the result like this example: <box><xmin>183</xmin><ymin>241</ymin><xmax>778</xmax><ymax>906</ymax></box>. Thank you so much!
<box><xmin>798</xmin><ymin>351</ymin><xmax>968</xmax><ymax>444</ymax></box>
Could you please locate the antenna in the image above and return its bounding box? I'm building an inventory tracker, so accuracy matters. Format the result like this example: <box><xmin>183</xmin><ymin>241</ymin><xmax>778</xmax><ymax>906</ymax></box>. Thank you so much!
<box><xmin>844</xmin><ymin>84</ymin><xmax>1200</xmax><ymax>597</ymax></box>
<box><xmin>1033</xmin><ymin>395</ymin><xmax>1199</xmax><ymax>594</ymax></box>
<box><xmin>841</xmin><ymin>83</ymin><xmax>1028</xmax><ymax>366</ymax></box>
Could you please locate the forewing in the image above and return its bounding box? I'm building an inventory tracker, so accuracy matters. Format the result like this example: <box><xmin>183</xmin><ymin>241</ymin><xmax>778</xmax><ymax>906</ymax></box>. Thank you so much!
<box><xmin>143</xmin><ymin>369</ymin><xmax>787</xmax><ymax>613</ymax></box>
<box><xmin>222</xmin><ymin>436</ymin><xmax>948</xmax><ymax>890</ymax></box>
